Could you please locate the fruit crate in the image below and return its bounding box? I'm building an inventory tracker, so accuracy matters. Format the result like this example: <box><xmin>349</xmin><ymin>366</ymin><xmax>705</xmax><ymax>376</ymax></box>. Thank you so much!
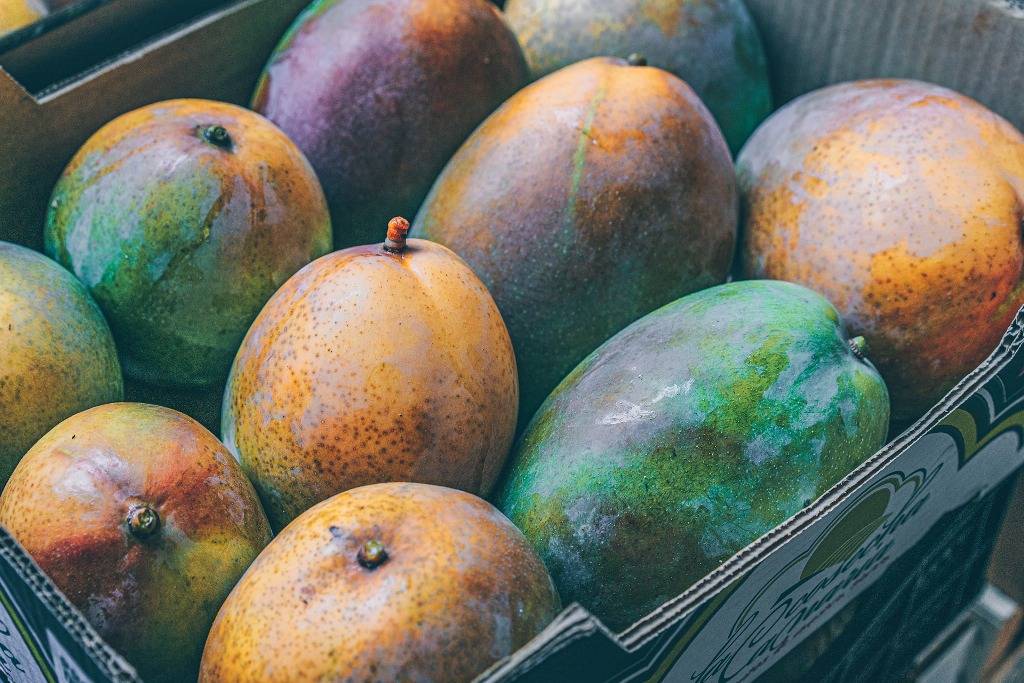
<box><xmin>0</xmin><ymin>0</ymin><xmax>1023</xmax><ymax>682</ymax></box>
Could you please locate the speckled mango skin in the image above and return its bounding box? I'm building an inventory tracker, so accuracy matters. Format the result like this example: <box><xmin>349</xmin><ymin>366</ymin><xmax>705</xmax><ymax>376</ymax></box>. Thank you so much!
<box><xmin>504</xmin><ymin>0</ymin><xmax>772</xmax><ymax>153</ymax></box>
<box><xmin>44</xmin><ymin>99</ymin><xmax>332</xmax><ymax>389</ymax></box>
<box><xmin>738</xmin><ymin>80</ymin><xmax>1024</xmax><ymax>424</ymax></box>
<box><xmin>413</xmin><ymin>57</ymin><xmax>737</xmax><ymax>430</ymax></box>
<box><xmin>0</xmin><ymin>0</ymin><xmax>42</xmax><ymax>35</ymax></box>
<box><xmin>0</xmin><ymin>403</ymin><xmax>272</xmax><ymax>683</ymax></box>
<box><xmin>223</xmin><ymin>237</ymin><xmax>518</xmax><ymax>530</ymax></box>
<box><xmin>200</xmin><ymin>482</ymin><xmax>560</xmax><ymax>683</ymax></box>
<box><xmin>251</xmin><ymin>0</ymin><xmax>528</xmax><ymax>248</ymax></box>
<box><xmin>0</xmin><ymin>242</ymin><xmax>122</xmax><ymax>485</ymax></box>
<box><xmin>496</xmin><ymin>280</ymin><xmax>890</xmax><ymax>632</ymax></box>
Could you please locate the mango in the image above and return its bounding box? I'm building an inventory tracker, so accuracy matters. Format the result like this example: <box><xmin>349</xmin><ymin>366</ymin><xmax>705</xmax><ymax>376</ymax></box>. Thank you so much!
<box><xmin>0</xmin><ymin>403</ymin><xmax>272</xmax><ymax>683</ymax></box>
<box><xmin>413</xmin><ymin>56</ymin><xmax>737</xmax><ymax>428</ymax></box>
<box><xmin>200</xmin><ymin>482</ymin><xmax>560</xmax><ymax>682</ymax></box>
<box><xmin>504</xmin><ymin>0</ymin><xmax>772</xmax><ymax>152</ymax></box>
<box><xmin>252</xmin><ymin>0</ymin><xmax>528</xmax><ymax>248</ymax></box>
<box><xmin>0</xmin><ymin>242</ymin><xmax>122</xmax><ymax>484</ymax></box>
<box><xmin>738</xmin><ymin>79</ymin><xmax>1024</xmax><ymax>423</ymax></box>
<box><xmin>223</xmin><ymin>219</ymin><xmax>518</xmax><ymax>530</ymax></box>
<box><xmin>496</xmin><ymin>280</ymin><xmax>889</xmax><ymax>631</ymax></box>
<box><xmin>0</xmin><ymin>0</ymin><xmax>43</xmax><ymax>35</ymax></box>
<box><xmin>45</xmin><ymin>99</ymin><xmax>332</xmax><ymax>389</ymax></box>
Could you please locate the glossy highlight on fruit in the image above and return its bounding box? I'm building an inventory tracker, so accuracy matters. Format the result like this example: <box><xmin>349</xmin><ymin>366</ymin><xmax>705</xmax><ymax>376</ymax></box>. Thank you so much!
<box><xmin>45</xmin><ymin>99</ymin><xmax>332</xmax><ymax>389</ymax></box>
<box><xmin>199</xmin><ymin>483</ymin><xmax>561</xmax><ymax>682</ymax></box>
<box><xmin>497</xmin><ymin>280</ymin><xmax>889</xmax><ymax>631</ymax></box>
<box><xmin>252</xmin><ymin>0</ymin><xmax>528</xmax><ymax>248</ymax></box>
<box><xmin>738</xmin><ymin>79</ymin><xmax>1024</xmax><ymax>423</ymax></box>
<box><xmin>414</xmin><ymin>56</ymin><xmax>737</xmax><ymax>428</ymax></box>
<box><xmin>505</xmin><ymin>0</ymin><xmax>772</xmax><ymax>152</ymax></box>
<box><xmin>223</xmin><ymin>219</ymin><xmax>518</xmax><ymax>530</ymax></box>
<box><xmin>0</xmin><ymin>403</ymin><xmax>272</xmax><ymax>683</ymax></box>
<box><xmin>0</xmin><ymin>242</ymin><xmax>122</xmax><ymax>484</ymax></box>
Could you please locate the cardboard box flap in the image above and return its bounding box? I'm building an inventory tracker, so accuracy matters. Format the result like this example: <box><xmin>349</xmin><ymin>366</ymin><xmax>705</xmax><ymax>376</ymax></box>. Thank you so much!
<box><xmin>479</xmin><ymin>306</ymin><xmax>1024</xmax><ymax>681</ymax></box>
<box><xmin>745</xmin><ymin>0</ymin><xmax>1024</xmax><ymax>132</ymax></box>
<box><xmin>0</xmin><ymin>529</ymin><xmax>137</xmax><ymax>682</ymax></box>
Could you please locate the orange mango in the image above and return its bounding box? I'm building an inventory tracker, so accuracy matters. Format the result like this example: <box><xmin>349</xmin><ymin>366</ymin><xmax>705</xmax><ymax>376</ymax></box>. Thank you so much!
<box><xmin>739</xmin><ymin>79</ymin><xmax>1024</xmax><ymax>422</ymax></box>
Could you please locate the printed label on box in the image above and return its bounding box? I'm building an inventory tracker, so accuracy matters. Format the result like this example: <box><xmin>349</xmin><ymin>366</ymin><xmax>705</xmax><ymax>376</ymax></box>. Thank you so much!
<box><xmin>652</xmin><ymin>386</ymin><xmax>1024</xmax><ymax>682</ymax></box>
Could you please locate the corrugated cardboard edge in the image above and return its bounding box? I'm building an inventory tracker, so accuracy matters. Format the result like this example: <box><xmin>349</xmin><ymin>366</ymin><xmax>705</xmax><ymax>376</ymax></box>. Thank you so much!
<box><xmin>476</xmin><ymin>307</ymin><xmax>1024</xmax><ymax>682</ymax></box>
<box><xmin>0</xmin><ymin>533</ymin><xmax>139</xmax><ymax>682</ymax></box>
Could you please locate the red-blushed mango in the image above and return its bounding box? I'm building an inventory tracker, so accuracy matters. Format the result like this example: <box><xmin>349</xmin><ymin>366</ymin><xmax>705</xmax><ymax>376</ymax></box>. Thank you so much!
<box><xmin>413</xmin><ymin>57</ymin><xmax>737</xmax><ymax>428</ymax></box>
<box><xmin>0</xmin><ymin>403</ymin><xmax>272</xmax><ymax>683</ymax></box>
<box><xmin>0</xmin><ymin>0</ymin><xmax>43</xmax><ymax>35</ymax></box>
<box><xmin>738</xmin><ymin>79</ymin><xmax>1024</xmax><ymax>423</ymax></box>
<box><xmin>44</xmin><ymin>99</ymin><xmax>332</xmax><ymax>389</ymax></box>
<box><xmin>504</xmin><ymin>0</ymin><xmax>772</xmax><ymax>153</ymax></box>
<box><xmin>199</xmin><ymin>482</ymin><xmax>561</xmax><ymax>683</ymax></box>
<box><xmin>222</xmin><ymin>219</ymin><xmax>518</xmax><ymax>530</ymax></box>
<box><xmin>251</xmin><ymin>0</ymin><xmax>528</xmax><ymax>248</ymax></box>
<box><xmin>0</xmin><ymin>242</ymin><xmax>122</xmax><ymax>485</ymax></box>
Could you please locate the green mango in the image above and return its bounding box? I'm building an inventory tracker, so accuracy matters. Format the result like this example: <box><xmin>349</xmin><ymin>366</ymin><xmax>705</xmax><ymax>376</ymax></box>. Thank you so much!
<box><xmin>496</xmin><ymin>280</ymin><xmax>889</xmax><ymax>631</ymax></box>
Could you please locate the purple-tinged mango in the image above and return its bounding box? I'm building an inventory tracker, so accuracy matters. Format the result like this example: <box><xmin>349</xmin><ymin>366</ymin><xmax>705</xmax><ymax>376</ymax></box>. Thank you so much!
<box><xmin>496</xmin><ymin>280</ymin><xmax>889</xmax><ymax>631</ymax></box>
<box><xmin>0</xmin><ymin>242</ymin><xmax>122</xmax><ymax>485</ymax></box>
<box><xmin>413</xmin><ymin>57</ymin><xmax>737</xmax><ymax>429</ymax></box>
<box><xmin>44</xmin><ymin>99</ymin><xmax>332</xmax><ymax>389</ymax></box>
<box><xmin>200</xmin><ymin>483</ymin><xmax>560</xmax><ymax>682</ymax></box>
<box><xmin>0</xmin><ymin>403</ymin><xmax>272</xmax><ymax>683</ymax></box>
<box><xmin>252</xmin><ymin>0</ymin><xmax>528</xmax><ymax>248</ymax></box>
<box><xmin>504</xmin><ymin>0</ymin><xmax>773</xmax><ymax>153</ymax></box>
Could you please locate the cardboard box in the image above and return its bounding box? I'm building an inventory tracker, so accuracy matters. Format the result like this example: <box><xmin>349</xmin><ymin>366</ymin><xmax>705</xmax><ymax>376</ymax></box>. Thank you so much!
<box><xmin>1</xmin><ymin>1</ymin><xmax>1023</xmax><ymax>681</ymax></box>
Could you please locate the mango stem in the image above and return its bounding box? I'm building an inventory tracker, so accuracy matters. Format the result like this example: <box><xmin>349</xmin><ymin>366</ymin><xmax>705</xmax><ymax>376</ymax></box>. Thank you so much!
<box><xmin>383</xmin><ymin>217</ymin><xmax>411</xmax><ymax>254</ymax></box>
<box><xmin>357</xmin><ymin>539</ymin><xmax>389</xmax><ymax>569</ymax></box>
<box><xmin>848</xmin><ymin>336</ymin><xmax>868</xmax><ymax>360</ymax></box>
<box><xmin>627</xmin><ymin>53</ymin><xmax>647</xmax><ymax>67</ymax></box>
<box><xmin>126</xmin><ymin>503</ymin><xmax>160</xmax><ymax>539</ymax></box>
<box><xmin>200</xmin><ymin>124</ymin><xmax>232</xmax><ymax>150</ymax></box>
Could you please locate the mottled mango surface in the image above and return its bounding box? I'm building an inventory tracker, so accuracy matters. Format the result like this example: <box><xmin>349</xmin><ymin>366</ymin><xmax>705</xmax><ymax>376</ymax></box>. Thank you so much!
<box><xmin>0</xmin><ymin>0</ymin><xmax>43</xmax><ymax>35</ymax></box>
<box><xmin>252</xmin><ymin>0</ymin><xmax>528</xmax><ymax>247</ymax></box>
<box><xmin>738</xmin><ymin>80</ymin><xmax>1024</xmax><ymax>423</ymax></box>
<box><xmin>0</xmin><ymin>403</ymin><xmax>272</xmax><ymax>683</ymax></box>
<box><xmin>0</xmin><ymin>242</ymin><xmax>121</xmax><ymax>484</ymax></box>
<box><xmin>414</xmin><ymin>57</ymin><xmax>737</xmax><ymax>430</ymax></box>
<box><xmin>223</xmin><ymin>229</ymin><xmax>518</xmax><ymax>530</ymax></box>
<box><xmin>200</xmin><ymin>483</ymin><xmax>560</xmax><ymax>682</ymax></box>
<box><xmin>497</xmin><ymin>280</ymin><xmax>889</xmax><ymax>631</ymax></box>
<box><xmin>504</xmin><ymin>0</ymin><xmax>772</xmax><ymax>152</ymax></box>
<box><xmin>45</xmin><ymin>99</ymin><xmax>332</xmax><ymax>388</ymax></box>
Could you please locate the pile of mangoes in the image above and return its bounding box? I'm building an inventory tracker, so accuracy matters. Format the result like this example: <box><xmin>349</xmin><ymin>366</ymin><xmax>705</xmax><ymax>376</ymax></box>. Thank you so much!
<box><xmin>1</xmin><ymin>0</ymin><xmax>1022</xmax><ymax>681</ymax></box>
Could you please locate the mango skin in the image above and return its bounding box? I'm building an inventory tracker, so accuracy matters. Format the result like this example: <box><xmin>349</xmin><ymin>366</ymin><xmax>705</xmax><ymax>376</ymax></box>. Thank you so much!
<box><xmin>0</xmin><ymin>242</ymin><xmax>122</xmax><ymax>485</ymax></box>
<box><xmin>0</xmin><ymin>0</ymin><xmax>42</xmax><ymax>35</ymax></box>
<box><xmin>504</xmin><ymin>0</ymin><xmax>772</xmax><ymax>153</ymax></box>
<box><xmin>496</xmin><ymin>280</ymin><xmax>890</xmax><ymax>632</ymax></box>
<box><xmin>252</xmin><ymin>0</ymin><xmax>528</xmax><ymax>248</ymax></box>
<box><xmin>223</xmin><ymin>237</ymin><xmax>518</xmax><ymax>531</ymax></box>
<box><xmin>0</xmin><ymin>403</ymin><xmax>272</xmax><ymax>683</ymax></box>
<box><xmin>45</xmin><ymin>99</ymin><xmax>332</xmax><ymax>389</ymax></box>
<box><xmin>200</xmin><ymin>483</ymin><xmax>560</xmax><ymax>682</ymax></box>
<box><xmin>738</xmin><ymin>80</ymin><xmax>1024</xmax><ymax>424</ymax></box>
<box><xmin>413</xmin><ymin>57</ymin><xmax>737</xmax><ymax>429</ymax></box>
